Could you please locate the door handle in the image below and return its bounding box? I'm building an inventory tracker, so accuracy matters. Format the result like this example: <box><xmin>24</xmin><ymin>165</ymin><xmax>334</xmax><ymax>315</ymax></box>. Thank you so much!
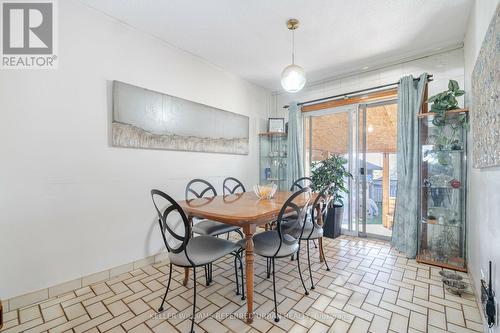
<box><xmin>360</xmin><ymin>167</ymin><xmax>365</xmax><ymax>175</ymax></box>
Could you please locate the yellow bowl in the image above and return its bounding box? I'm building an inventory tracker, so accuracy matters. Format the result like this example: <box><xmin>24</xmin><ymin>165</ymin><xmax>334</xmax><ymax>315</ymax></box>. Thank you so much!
<box><xmin>253</xmin><ymin>184</ymin><xmax>277</xmax><ymax>199</ymax></box>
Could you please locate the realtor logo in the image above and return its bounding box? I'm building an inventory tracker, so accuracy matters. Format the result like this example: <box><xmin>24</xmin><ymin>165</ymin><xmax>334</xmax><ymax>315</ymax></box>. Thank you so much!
<box><xmin>1</xmin><ymin>0</ymin><xmax>57</xmax><ymax>68</ymax></box>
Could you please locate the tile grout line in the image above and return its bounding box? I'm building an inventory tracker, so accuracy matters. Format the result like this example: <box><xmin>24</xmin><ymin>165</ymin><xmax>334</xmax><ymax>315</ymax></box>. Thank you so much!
<box><xmin>1</xmin><ymin>236</ymin><xmax>485</xmax><ymax>333</ymax></box>
<box><xmin>4</xmin><ymin>252</ymin><xmax>170</xmax><ymax>312</ymax></box>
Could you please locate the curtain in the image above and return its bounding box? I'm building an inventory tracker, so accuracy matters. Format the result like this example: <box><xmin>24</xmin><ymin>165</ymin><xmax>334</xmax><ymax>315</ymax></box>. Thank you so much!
<box><xmin>286</xmin><ymin>101</ymin><xmax>304</xmax><ymax>190</ymax></box>
<box><xmin>391</xmin><ymin>73</ymin><xmax>428</xmax><ymax>258</ymax></box>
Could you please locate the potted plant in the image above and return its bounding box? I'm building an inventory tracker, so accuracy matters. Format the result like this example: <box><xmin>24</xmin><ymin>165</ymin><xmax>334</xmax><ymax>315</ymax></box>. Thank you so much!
<box><xmin>427</xmin><ymin>80</ymin><xmax>468</xmax><ymax>165</ymax></box>
<box><xmin>310</xmin><ymin>154</ymin><xmax>352</xmax><ymax>238</ymax></box>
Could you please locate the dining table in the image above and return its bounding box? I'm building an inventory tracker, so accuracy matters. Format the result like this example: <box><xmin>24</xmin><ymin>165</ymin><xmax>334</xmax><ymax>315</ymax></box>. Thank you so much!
<box><xmin>178</xmin><ymin>190</ymin><xmax>321</xmax><ymax>323</ymax></box>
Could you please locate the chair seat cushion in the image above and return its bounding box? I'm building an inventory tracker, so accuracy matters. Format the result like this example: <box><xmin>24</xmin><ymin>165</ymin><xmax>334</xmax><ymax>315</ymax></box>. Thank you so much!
<box><xmin>192</xmin><ymin>219</ymin><xmax>241</xmax><ymax>236</ymax></box>
<box><xmin>253</xmin><ymin>230</ymin><xmax>299</xmax><ymax>258</ymax></box>
<box><xmin>281</xmin><ymin>220</ymin><xmax>323</xmax><ymax>240</ymax></box>
<box><xmin>169</xmin><ymin>236</ymin><xmax>242</xmax><ymax>267</ymax></box>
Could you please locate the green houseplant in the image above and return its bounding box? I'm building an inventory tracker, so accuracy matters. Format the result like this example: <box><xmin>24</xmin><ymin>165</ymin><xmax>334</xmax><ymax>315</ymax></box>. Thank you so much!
<box><xmin>427</xmin><ymin>80</ymin><xmax>468</xmax><ymax>165</ymax></box>
<box><xmin>310</xmin><ymin>154</ymin><xmax>352</xmax><ymax>238</ymax></box>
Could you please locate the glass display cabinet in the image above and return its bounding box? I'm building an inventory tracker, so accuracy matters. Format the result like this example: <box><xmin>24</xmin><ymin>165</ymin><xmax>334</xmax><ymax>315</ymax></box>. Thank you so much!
<box><xmin>417</xmin><ymin>110</ymin><xmax>468</xmax><ymax>272</ymax></box>
<box><xmin>259</xmin><ymin>132</ymin><xmax>288</xmax><ymax>191</ymax></box>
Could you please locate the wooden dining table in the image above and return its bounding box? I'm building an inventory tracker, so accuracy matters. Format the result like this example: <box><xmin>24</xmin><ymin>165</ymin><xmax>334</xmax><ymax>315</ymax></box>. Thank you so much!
<box><xmin>178</xmin><ymin>190</ymin><xmax>316</xmax><ymax>323</ymax></box>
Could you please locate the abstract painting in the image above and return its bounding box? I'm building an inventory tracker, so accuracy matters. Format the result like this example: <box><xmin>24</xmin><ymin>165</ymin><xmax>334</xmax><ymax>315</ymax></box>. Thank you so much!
<box><xmin>112</xmin><ymin>81</ymin><xmax>249</xmax><ymax>155</ymax></box>
<box><xmin>471</xmin><ymin>3</ymin><xmax>500</xmax><ymax>168</ymax></box>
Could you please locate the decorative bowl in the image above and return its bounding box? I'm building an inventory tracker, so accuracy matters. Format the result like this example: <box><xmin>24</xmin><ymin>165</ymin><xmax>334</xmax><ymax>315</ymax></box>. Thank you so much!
<box><xmin>439</xmin><ymin>270</ymin><xmax>463</xmax><ymax>281</ymax></box>
<box><xmin>253</xmin><ymin>184</ymin><xmax>277</xmax><ymax>199</ymax></box>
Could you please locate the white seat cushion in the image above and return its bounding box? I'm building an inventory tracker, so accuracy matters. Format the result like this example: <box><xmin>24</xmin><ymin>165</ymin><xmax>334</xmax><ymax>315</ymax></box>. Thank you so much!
<box><xmin>192</xmin><ymin>219</ymin><xmax>241</xmax><ymax>236</ymax></box>
<box><xmin>169</xmin><ymin>236</ymin><xmax>242</xmax><ymax>267</ymax></box>
<box><xmin>253</xmin><ymin>230</ymin><xmax>299</xmax><ymax>258</ymax></box>
<box><xmin>281</xmin><ymin>219</ymin><xmax>324</xmax><ymax>240</ymax></box>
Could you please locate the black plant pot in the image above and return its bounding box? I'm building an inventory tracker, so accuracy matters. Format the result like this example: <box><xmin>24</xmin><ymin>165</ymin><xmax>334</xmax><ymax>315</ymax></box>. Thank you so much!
<box><xmin>323</xmin><ymin>204</ymin><xmax>344</xmax><ymax>239</ymax></box>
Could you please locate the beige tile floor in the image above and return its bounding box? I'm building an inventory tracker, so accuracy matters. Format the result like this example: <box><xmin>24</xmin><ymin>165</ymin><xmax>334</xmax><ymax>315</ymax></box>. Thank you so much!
<box><xmin>1</xmin><ymin>236</ymin><xmax>485</xmax><ymax>333</ymax></box>
<box><xmin>365</xmin><ymin>225</ymin><xmax>392</xmax><ymax>238</ymax></box>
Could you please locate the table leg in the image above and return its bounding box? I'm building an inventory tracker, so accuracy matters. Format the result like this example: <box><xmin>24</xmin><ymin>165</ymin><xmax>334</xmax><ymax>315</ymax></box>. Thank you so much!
<box><xmin>243</xmin><ymin>224</ymin><xmax>256</xmax><ymax>323</ymax></box>
<box><xmin>183</xmin><ymin>216</ymin><xmax>194</xmax><ymax>286</ymax></box>
<box><xmin>318</xmin><ymin>238</ymin><xmax>325</xmax><ymax>262</ymax></box>
<box><xmin>183</xmin><ymin>268</ymin><xmax>189</xmax><ymax>287</ymax></box>
<box><xmin>317</xmin><ymin>206</ymin><xmax>325</xmax><ymax>262</ymax></box>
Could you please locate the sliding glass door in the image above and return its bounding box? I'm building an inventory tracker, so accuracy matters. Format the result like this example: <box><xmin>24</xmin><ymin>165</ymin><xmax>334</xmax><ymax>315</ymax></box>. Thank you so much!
<box><xmin>304</xmin><ymin>99</ymin><xmax>397</xmax><ymax>240</ymax></box>
<box><xmin>358</xmin><ymin>101</ymin><xmax>397</xmax><ymax>240</ymax></box>
<box><xmin>304</xmin><ymin>105</ymin><xmax>359</xmax><ymax>235</ymax></box>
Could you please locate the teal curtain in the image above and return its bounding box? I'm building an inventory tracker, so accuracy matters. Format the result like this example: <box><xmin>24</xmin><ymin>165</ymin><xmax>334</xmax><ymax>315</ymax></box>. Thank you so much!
<box><xmin>391</xmin><ymin>73</ymin><xmax>428</xmax><ymax>258</ymax></box>
<box><xmin>286</xmin><ymin>101</ymin><xmax>304</xmax><ymax>190</ymax></box>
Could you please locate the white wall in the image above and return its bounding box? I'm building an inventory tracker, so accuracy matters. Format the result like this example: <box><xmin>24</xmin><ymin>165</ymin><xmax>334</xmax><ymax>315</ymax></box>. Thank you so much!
<box><xmin>464</xmin><ymin>1</ymin><xmax>500</xmax><ymax>331</ymax></box>
<box><xmin>273</xmin><ymin>48</ymin><xmax>465</xmax><ymax>117</ymax></box>
<box><xmin>0</xmin><ymin>0</ymin><xmax>271</xmax><ymax>299</ymax></box>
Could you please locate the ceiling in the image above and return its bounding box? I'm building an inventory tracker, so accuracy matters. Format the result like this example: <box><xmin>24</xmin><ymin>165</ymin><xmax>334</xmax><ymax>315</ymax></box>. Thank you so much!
<box><xmin>79</xmin><ymin>0</ymin><xmax>473</xmax><ymax>92</ymax></box>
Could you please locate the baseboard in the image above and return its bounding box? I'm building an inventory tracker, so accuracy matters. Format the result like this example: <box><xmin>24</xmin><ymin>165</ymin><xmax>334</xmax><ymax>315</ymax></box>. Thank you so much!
<box><xmin>467</xmin><ymin>264</ymin><xmax>489</xmax><ymax>331</ymax></box>
<box><xmin>2</xmin><ymin>251</ymin><xmax>169</xmax><ymax>313</ymax></box>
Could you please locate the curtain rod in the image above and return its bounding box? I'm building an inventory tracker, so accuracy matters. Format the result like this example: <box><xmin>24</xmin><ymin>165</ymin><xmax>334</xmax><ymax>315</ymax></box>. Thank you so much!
<box><xmin>283</xmin><ymin>74</ymin><xmax>433</xmax><ymax>108</ymax></box>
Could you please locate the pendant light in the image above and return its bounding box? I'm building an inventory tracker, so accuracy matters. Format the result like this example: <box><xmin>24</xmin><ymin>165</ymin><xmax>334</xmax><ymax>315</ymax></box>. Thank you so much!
<box><xmin>281</xmin><ymin>18</ymin><xmax>306</xmax><ymax>93</ymax></box>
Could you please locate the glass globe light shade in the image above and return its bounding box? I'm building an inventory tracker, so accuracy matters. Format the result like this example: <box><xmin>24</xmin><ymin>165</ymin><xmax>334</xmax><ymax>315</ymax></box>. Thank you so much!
<box><xmin>280</xmin><ymin>64</ymin><xmax>306</xmax><ymax>92</ymax></box>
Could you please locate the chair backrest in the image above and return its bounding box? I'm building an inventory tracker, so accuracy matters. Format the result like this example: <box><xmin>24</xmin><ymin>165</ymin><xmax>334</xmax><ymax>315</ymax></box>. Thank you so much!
<box><xmin>273</xmin><ymin>187</ymin><xmax>312</xmax><ymax>257</ymax></box>
<box><xmin>185</xmin><ymin>178</ymin><xmax>217</xmax><ymax>200</ymax></box>
<box><xmin>151</xmin><ymin>189</ymin><xmax>190</xmax><ymax>254</ymax></box>
<box><xmin>290</xmin><ymin>177</ymin><xmax>313</xmax><ymax>191</ymax></box>
<box><xmin>223</xmin><ymin>177</ymin><xmax>246</xmax><ymax>195</ymax></box>
<box><xmin>304</xmin><ymin>184</ymin><xmax>334</xmax><ymax>239</ymax></box>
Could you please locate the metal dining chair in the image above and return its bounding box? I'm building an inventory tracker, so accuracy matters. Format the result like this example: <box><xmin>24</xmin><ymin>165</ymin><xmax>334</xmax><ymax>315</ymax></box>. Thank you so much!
<box><xmin>271</xmin><ymin>177</ymin><xmax>313</xmax><ymax>230</ymax></box>
<box><xmin>282</xmin><ymin>184</ymin><xmax>332</xmax><ymax>290</ymax></box>
<box><xmin>222</xmin><ymin>176</ymin><xmax>246</xmax><ymax>274</ymax></box>
<box><xmin>288</xmin><ymin>177</ymin><xmax>317</xmax><ymax>252</ymax></box>
<box><xmin>151</xmin><ymin>189</ymin><xmax>244</xmax><ymax>333</ymax></box>
<box><xmin>289</xmin><ymin>177</ymin><xmax>313</xmax><ymax>191</ymax></box>
<box><xmin>253</xmin><ymin>187</ymin><xmax>311</xmax><ymax>322</ymax></box>
<box><xmin>186</xmin><ymin>179</ymin><xmax>243</xmax><ymax>285</ymax></box>
<box><xmin>186</xmin><ymin>179</ymin><xmax>243</xmax><ymax>238</ymax></box>
<box><xmin>223</xmin><ymin>177</ymin><xmax>246</xmax><ymax>195</ymax></box>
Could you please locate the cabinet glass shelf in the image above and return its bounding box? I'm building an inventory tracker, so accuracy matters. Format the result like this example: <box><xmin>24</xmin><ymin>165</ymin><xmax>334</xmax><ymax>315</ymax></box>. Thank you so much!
<box><xmin>421</xmin><ymin>219</ymin><xmax>462</xmax><ymax>228</ymax></box>
<box><xmin>417</xmin><ymin>112</ymin><xmax>468</xmax><ymax>272</ymax></box>
<box><xmin>425</xmin><ymin>150</ymin><xmax>464</xmax><ymax>154</ymax></box>
<box><xmin>422</xmin><ymin>186</ymin><xmax>463</xmax><ymax>190</ymax></box>
<box><xmin>259</xmin><ymin>132</ymin><xmax>288</xmax><ymax>191</ymax></box>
